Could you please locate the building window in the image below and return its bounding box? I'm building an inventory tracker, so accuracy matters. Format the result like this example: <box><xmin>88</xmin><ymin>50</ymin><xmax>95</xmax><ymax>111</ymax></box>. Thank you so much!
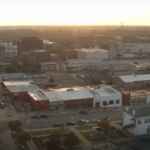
<box><xmin>145</xmin><ymin>119</ymin><xmax>148</xmax><ymax>123</ymax></box>
<box><xmin>109</xmin><ymin>100</ymin><xmax>114</xmax><ymax>105</ymax></box>
<box><xmin>138</xmin><ymin>119</ymin><xmax>141</xmax><ymax>124</ymax></box>
<box><xmin>38</xmin><ymin>106</ymin><xmax>43</xmax><ymax>110</ymax></box>
<box><xmin>103</xmin><ymin>101</ymin><xmax>108</xmax><ymax>106</ymax></box>
<box><xmin>116</xmin><ymin>100</ymin><xmax>120</xmax><ymax>104</ymax></box>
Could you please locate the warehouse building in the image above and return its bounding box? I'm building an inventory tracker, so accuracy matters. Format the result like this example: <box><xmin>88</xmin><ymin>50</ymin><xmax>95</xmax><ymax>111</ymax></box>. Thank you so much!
<box><xmin>2</xmin><ymin>80</ymin><xmax>40</xmax><ymax>101</ymax></box>
<box><xmin>84</xmin><ymin>85</ymin><xmax>122</xmax><ymax>108</ymax></box>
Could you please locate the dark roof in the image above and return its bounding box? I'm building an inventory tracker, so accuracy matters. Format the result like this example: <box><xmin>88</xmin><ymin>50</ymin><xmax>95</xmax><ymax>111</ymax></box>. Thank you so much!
<box><xmin>126</xmin><ymin>107</ymin><xmax>150</xmax><ymax>118</ymax></box>
<box><xmin>0</xmin><ymin>73</ymin><xmax>26</xmax><ymax>80</ymax></box>
<box><xmin>19</xmin><ymin>37</ymin><xmax>42</xmax><ymax>42</ymax></box>
<box><xmin>93</xmin><ymin>61</ymin><xmax>126</xmax><ymax>66</ymax></box>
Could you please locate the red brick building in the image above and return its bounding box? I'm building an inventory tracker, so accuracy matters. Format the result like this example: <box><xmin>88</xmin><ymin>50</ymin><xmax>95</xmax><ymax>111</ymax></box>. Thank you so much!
<box><xmin>2</xmin><ymin>81</ymin><xmax>39</xmax><ymax>101</ymax></box>
<box><xmin>28</xmin><ymin>90</ymin><xmax>49</xmax><ymax>111</ymax></box>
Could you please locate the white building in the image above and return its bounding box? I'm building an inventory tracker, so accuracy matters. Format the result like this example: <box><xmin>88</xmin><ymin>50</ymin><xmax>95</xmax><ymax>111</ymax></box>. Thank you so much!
<box><xmin>77</xmin><ymin>47</ymin><xmax>108</xmax><ymax>60</ymax></box>
<box><xmin>123</xmin><ymin>107</ymin><xmax>150</xmax><ymax>135</ymax></box>
<box><xmin>91</xmin><ymin>60</ymin><xmax>129</xmax><ymax>71</ymax></box>
<box><xmin>5</xmin><ymin>50</ymin><xmax>18</xmax><ymax>60</ymax></box>
<box><xmin>84</xmin><ymin>85</ymin><xmax>122</xmax><ymax>108</ymax></box>
<box><xmin>40</xmin><ymin>62</ymin><xmax>56</xmax><ymax>71</ymax></box>
<box><xmin>62</xmin><ymin>59</ymin><xmax>100</xmax><ymax>71</ymax></box>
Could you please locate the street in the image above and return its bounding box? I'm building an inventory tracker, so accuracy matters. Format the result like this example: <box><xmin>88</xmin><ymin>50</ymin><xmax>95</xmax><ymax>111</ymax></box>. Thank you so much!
<box><xmin>21</xmin><ymin>110</ymin><xmax>122</xmax><ymax>129</ymax></box>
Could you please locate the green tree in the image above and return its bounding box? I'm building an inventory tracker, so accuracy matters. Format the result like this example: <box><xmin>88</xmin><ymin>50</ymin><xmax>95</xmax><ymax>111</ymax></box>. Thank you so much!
<box><xmin>49</xmin><ymin>78</ymin><xmax>55</xmax><ymax>83</ymax></box>
<box><xmin>97</xmin><ymin>117</ymin><xmax>110</xmax><ymax>134</ymax></box>
<box><xmin>8</xmin><ymin>120</ymin><xmax>22</xmax><ymax>132</ymax></box>
<box><xmin>12</xmin><ymin>59</ymin><xmax>22</xmax><ymax>70</ymax></box>
<box><xmin>5</xmin><ymin>65</ymin><xmax>17</xmax><ymax>73</ymax></box>
<box><xmin>19</xmin><ymin>67</ymin><xmax>31</xmax><ymax>73</ymax></box>
<box><xmin>45</xmin><ymin>138</ymin><xmax>61</xmax><ymax>150</ymax></box>
<box><xmin>63</xmin><ymin>133</ymin><xmax>80</xmax><ymax>149</ymax></box>
<box><xmin>16</xmin><ymin>130</ymin><xmax>31</xmax><ymax>145</ymax></box>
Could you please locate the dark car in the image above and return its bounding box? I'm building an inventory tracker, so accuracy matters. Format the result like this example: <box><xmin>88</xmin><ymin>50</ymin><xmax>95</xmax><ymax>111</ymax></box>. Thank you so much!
<box><xmin>0</xmin><ymin>103</ymin><xmax>7</xmax><ymax>108</ymax></box>
<box><xmin>31</xmin><ymin>114</ymin><xmax>40</xmax><ymax>119</ymax></box>
<box><xmin>52</xmin><ymin>123</ymin><xmax>64</xmax><ymax>127</ymax></box>
<box><xmin>40</xmin><ymin>114</ymin><xmax>49</xmax><ymax>118</ymax></box>
<box><xmin>66</xmin><ymin>121</ymin><xmax>76</xmax><ymax>126</ymax></box>
<box><xmin>79</xmin><ymin>110</ymin><xmax>87</xmax><ymax>114</ymax></box>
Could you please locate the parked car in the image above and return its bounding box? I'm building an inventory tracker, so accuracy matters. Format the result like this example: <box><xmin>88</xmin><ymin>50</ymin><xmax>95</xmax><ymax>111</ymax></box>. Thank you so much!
<box><xmin>79</xmin><ymin>110</ymin><xmax>87</xmax><ymax>114</ymax></box>
<box><xmin>66</xmin><ymin>121</ymin><xmax>76</xmax><ymax>126</ymax></box>
<box><xmin>78</xmin><ymin>119</ymin><xmax>89</xmax><ymax>124</ymax></box>
<box><xmin>31</xmin><ymin>114</ymin><xmax>40</xmax><ymax>119</ymax></box>
<box><xmin>91</xmin><ymin>119</ymin><xmax>100</xmax><ymax>123</ymax></box>
<box><xmin>0</xmin><ymin>103</ymin><xmax>7</xmax><ymax>108</ymax></box>
<box><xmin>40</xmin><ymin>114</ymin><xmax>49</xmax><ymax>118</ymax></box>
<box><xmin>52</xmin><ymin>123</ymin><xmax>64</xmax><ymax>127</ymax></box>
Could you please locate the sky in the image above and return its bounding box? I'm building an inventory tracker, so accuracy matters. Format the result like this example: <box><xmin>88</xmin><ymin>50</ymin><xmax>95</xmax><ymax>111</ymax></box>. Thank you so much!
<box><xmin>0</xmin><ymin>0</ymin><xmax>150</xmax><ymax>26</ymax></box>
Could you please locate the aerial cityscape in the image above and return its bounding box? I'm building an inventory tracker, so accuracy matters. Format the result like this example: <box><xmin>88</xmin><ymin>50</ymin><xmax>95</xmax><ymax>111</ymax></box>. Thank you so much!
<box><xmin>1</xmin><ymin>0</ymin><xmax>150</xmax><ymax>150</ymax></box>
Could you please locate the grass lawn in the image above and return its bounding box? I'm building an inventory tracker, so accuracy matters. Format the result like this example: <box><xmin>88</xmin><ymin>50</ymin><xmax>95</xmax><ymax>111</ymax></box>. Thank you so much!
<box><xmin>75</xmin><ymin>125</ymin><xmax>96</xmax><ymax>131</ymax></box>
<box><xmin>30</xmin><ymin>128</ymin><xmax>69</xmax><ymax>136</ymax></box>
<box><xmin>81</xmin><ymin>131</ymin><xmax>94</xmax><ymax>141</ymax></box>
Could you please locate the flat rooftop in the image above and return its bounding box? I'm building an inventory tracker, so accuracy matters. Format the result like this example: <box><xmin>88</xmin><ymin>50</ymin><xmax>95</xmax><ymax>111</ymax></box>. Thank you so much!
<box><xmin>28</xmin><ymin>90</ymin><xmax>48</xmax><ymax>101</ymax></box>
<box><xmin>6</xmin><ymin>84</ymin><xmax>40</xmax><ymax>92</ymax></box>
<box><xmin>86</xmin><ymin>85</ymin><xmax>121</xmax><ymax>97</ymax></box>
<box><xmin>3</xmin><ymin>80</ymin><xmax>33</xmax><ymax>86</ymax></box>
<box><xmin>0</xmin><ymin>73</ymin><xmax>26</xmax><ymax>80</ymax></box>
<box><xmin>93</xmin><ymin>60</ymin><xmax>126</xmax><ymax>66</ymax></box>
<box><xmin>41</xmin><ymin>87</ymin><xmax>94</xmax><ymax>102</ymax></box>
<box><xmin>119</xmin><ymin>74</ymin><xmax>150</xmax><ymax>83</ymax></box>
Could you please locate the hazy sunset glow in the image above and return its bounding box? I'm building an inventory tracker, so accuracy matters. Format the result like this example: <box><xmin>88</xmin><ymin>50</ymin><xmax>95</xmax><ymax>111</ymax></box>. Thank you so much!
<box><xmin>1</xmin><ymin>0</ymin><xmax>150</xmax><ymax>26</ymax></box>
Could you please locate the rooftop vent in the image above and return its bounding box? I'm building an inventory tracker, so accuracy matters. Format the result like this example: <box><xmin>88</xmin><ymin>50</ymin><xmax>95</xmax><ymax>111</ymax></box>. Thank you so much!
<box><xmin>94</xmin><ymin>86</ymin><xmax>101</xmax><ymax>89</ymax></box>
<box><xmin>67</xmin><ymin>88</ymin><xmax>74</xmax><ymax>91</ymax></box>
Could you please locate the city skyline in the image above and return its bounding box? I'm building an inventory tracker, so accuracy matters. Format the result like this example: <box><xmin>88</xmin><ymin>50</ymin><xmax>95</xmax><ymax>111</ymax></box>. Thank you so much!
<box><xmin>0</xmin><ymin>0</ymin><xmax>150</xmax><ymax>26</ymax></box>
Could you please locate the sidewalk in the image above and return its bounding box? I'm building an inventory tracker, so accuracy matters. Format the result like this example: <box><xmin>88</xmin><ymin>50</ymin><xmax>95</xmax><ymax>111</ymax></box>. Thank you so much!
<box><xmin>2</xmin><ymin>130</ymin><xmax>18</xmax><ymax>150</ymax></box>
<box><xmin>67</xmin><ymin>126</ymin><xmax>91</xmax><ymax>146</ymax></box>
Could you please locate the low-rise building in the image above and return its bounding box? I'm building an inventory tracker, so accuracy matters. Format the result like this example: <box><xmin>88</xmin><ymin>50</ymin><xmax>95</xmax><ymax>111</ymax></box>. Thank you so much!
<box><xmin>40</xmin><ymin>87</ymin><xmax>94</xmax><ymax>111</ymax></box>
<box><xmin>77</xmin><ymin>47</ymin><xmax>108</xmax><ymax>60</ymax></box>
<box><xmin>114</xmin><ymin>74</ymin><xmax>150</xmax><ymax>89</ymax></box>
<box><xmin>0</xmin><ymin>73</ymin><xmax>26</xmax><ymax>81</ymax></box>
<box><xmin>5</xmin><ymin>50</ymin><xmax>18</xmax><ymax>61</ymax></box>
<box><xmin>121</xmin><ymin>91</ymin><xmax>146</xmax><ymax>106</ymax></box>
<box><xmin>40</xmin><ymin>62</ymin><xmax>56</xmax><ymax>71</ymax></box>
<box><xmin>28</xmin><ymin>90</ymin><xmax>49</xmax><ymax>111</ymax></box>
<box><xmin>19</xmin><ymin>50</ymin><xmax>51</xmax><ymax>63</ymax></box>
<box><xmin>91</xmin><ymin>61</ymin><xmax>129</xmax><ymax>71</ymax></box>
<box><xmin>2</xmin><ymin>80</ymin><xmax>40</xmax><ymax>101</ymax></box>
<box><xmin>84</xmin><ymin>85</ymin><xmax>122</xmax><ymax>108</ymax></box>
<box><xmin>123</xmin><ymin>107</ymin><xmax>150</xmax><ymax>135</ymax></box>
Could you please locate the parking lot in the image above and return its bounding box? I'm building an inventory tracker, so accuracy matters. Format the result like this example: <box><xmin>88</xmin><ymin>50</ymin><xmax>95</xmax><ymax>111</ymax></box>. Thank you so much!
<box><xmin>46</xmin><ymin>71</ymin><xmax>84</xmax><ymax>88</ymax></box>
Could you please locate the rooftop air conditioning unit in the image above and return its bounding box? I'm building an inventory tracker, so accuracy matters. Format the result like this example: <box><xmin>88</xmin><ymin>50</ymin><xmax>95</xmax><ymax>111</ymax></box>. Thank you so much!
<box><xmin>67</xmin><ymin>88</ymin><xmax>74</xmax><ymax>91</ymax></box>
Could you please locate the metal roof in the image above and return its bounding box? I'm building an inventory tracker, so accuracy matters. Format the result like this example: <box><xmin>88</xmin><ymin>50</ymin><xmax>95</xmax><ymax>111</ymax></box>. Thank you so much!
<box><xmin>28</xmin><ymin>90</ymin><xmax>48</xmax><ymax>101</ymax></box>
<box><xmin>119</xmin><ymin>74</ymin><xmax>150</xmax><ymax>83</ymax></box>
<box><xmin>87</xmin><ymin>86</ymin><xmax>121</xmax><ymax>97</ymax></box>
<box><xmin>125</xmin><ymin>107</ymin><xmax>150</xmax><ymax>118</ymax></box>
<box><xmin>0</xmin><ymin>73</ymin><xmax>26</xmax><ymax>80</ymax></box>
<box><xmin>41</xmin><ymin>87</ymin><xmax>94</xmax><ymax>102</ymax></box>
<box><xmin>6</xmin><ymin>84</ymin><xmax>39</xmax><ymax>92</ymax></box>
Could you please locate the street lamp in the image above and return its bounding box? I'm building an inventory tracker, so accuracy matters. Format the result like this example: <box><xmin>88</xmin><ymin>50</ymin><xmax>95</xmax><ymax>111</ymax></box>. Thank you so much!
<box><xmin>115</xmin><ymin>113</ymin><xmax>118</xmax><ymax>121</ymax></box>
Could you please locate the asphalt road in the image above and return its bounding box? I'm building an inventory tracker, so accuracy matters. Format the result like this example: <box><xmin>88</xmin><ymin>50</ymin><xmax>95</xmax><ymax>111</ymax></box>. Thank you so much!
<box><xmin>21</xmin><ymin>110</ymin><xmax>123</xmax><ymax>129</ymax></box>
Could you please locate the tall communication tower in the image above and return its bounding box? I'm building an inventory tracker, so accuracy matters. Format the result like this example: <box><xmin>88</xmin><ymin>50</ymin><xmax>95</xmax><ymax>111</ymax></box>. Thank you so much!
<box><xmin>121</xmin><ymin>21</ymin><xmax>123</xmax><ymax>36</ymax></box>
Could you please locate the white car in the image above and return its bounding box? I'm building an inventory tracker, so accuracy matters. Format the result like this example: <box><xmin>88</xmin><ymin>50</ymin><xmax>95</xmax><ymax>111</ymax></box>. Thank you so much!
<box><xmin>78</xmin><ymin>119</ymin><xmax>89</xmax><ymax>124</ymax></box>
<box><xmin>91</xmin><ymin>119</ymin><xmax>100</xmax><ymax>123</ymax></box>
